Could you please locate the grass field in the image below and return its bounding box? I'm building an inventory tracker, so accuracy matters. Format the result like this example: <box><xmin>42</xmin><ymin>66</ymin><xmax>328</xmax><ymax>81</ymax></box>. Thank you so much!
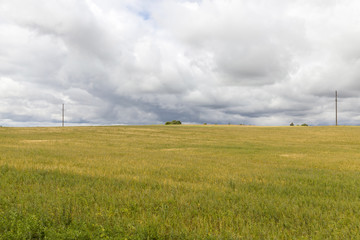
<box><xmin>1</xmin><ymin>125</ymin><xmax>360</xmax><ymax>239</ymax></box>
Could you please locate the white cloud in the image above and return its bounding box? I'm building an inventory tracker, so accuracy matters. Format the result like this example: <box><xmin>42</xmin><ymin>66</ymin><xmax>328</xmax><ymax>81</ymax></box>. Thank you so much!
<box><xmin>1</xmin><ymin>0</ymin><xmax>360</xmax><ymax>126</ymax></box>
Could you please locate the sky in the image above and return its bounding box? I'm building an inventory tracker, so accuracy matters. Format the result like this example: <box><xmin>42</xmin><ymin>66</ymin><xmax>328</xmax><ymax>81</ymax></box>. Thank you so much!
<box><xmin>1</xmin><ymin>0</ymin><xmax>360</xmax><ymax>126</ymax></box>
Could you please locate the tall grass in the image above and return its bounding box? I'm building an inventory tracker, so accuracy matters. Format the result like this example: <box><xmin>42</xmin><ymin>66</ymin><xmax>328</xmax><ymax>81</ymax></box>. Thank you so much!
<box><xmin>1</xmin><ymin>125</ymin><xmax>360</xmax><ymax>239</ymax></box>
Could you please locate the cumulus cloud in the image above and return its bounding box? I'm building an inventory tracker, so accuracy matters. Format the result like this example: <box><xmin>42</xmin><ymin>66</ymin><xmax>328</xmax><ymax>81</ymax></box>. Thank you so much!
<box><xmin>0</xmin><ymin>0</ymin><xmax>360</xmax><ymax>126</ymax></box>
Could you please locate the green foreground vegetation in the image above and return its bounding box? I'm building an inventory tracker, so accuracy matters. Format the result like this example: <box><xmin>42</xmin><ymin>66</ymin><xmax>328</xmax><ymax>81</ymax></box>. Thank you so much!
<box><xmin>1</xmin><ymin>125</ymin><xmax>360</xmax><ymax>239</ymax></box>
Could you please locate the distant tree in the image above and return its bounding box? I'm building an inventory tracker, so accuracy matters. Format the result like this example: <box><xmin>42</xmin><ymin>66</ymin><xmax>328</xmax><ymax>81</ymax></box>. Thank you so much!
<box><xmin>290</xmin><ymin>122</ymin><xmax>294</xmax><ymax>126</ymax></box>
<box><xmin>165</xmin><ymin>120</ymin><xmax>182</xmax><ymax>125</ymax></box>
<box><xmin>301</xmin><ymin>123</ymin><xmax>308</xmax><ymax>126</ymax></box>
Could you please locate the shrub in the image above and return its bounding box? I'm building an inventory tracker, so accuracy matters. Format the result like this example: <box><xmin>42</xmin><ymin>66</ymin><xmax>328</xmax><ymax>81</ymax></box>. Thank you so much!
<box><xmin>165</xmin><ymin>120</ymin><xmax>182</xmax><ymax>125</ymax></box>
<box><xmin>290</xmin><ymin>122</ymin><xmax>294</xmax><ymax>126</ymax></box>
<box><xmin>301</xmin><ymin>123</ymin><xmax>308</xmax><ymax>126</ymax></box>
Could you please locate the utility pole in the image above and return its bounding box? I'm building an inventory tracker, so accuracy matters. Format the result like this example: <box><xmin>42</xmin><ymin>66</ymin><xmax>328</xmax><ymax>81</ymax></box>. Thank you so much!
<box><xmin>62</xmin><ymin>103</ymin><xmax>64</xmax><ymax>127</ymax></box>
<box><xmin>335</xmin><ymin>91</ymin><xmax>338</xmax><ymax>126</ymax></box>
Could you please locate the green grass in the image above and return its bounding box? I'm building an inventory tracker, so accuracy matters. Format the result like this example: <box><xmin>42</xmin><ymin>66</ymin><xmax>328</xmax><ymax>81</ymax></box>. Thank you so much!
<box><xmin>1</xmin><ymin>125</ymin><xmax>360</xmax><ymax>239</ymax></box>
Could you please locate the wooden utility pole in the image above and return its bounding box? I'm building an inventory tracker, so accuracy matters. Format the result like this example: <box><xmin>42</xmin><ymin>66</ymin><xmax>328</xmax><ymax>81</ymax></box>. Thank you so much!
<box><xmin>335</xmin><ymin>91</ymin><xmax>338</xmax><ymax>126</ymax></box>
<box><xmin>62</xmin><ymin>103</ymin><xmax>64</xmax><ymax>127</ymax></box>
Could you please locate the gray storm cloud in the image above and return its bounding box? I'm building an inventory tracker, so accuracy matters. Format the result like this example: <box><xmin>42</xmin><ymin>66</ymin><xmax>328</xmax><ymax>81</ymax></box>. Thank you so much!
<box><xmin>0</xmin><ymin>0</ymin><xmax>360</xmax><ymax>126</ymax></box>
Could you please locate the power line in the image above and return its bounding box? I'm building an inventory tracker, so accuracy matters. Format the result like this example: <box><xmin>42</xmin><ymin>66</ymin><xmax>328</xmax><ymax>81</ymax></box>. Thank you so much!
<box><xmin>335</xmin><ymin>91</ymin><xmax>337</xmax><ymax>126</ymax></box>
<box><xmin>62</xmin><ymin>103</ymin><xmax>64</xmax><ymax>127</ymax></box>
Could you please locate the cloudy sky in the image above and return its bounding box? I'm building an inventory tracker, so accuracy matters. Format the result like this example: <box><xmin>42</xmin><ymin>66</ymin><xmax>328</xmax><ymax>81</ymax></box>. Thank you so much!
<box><xmin>1</xmin><ymin>0</ymin><xmax>360</xmax><ymax>126</ymax></box>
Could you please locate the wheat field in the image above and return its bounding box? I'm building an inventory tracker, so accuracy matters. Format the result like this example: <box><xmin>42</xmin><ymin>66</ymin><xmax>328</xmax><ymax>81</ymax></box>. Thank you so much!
<box><xmin>1</xmin><ymin>125</ymin><xmax>360</xmax><ymax>239</ymax></box>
